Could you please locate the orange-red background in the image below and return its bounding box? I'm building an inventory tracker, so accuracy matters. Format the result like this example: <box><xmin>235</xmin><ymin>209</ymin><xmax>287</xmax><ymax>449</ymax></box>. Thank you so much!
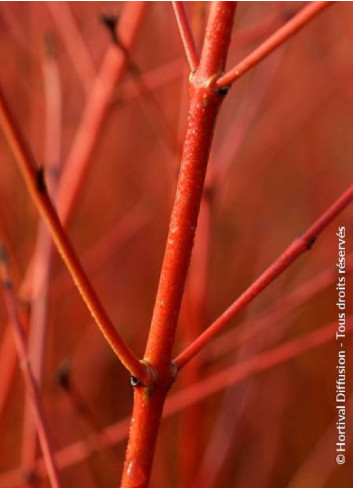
<box><xmin>0</xmin><ymin>2</ymin><xmax>352</xmax><ymax>487</ymax></box>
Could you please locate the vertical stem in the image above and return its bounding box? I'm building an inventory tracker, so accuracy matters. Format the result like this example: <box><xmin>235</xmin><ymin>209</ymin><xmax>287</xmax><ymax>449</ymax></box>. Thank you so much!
<box><xmin>179</xmin><ymin>186</ymin><xmax>212</xmax><ymax>486</ymax></box>
<box><xmin>121</xmin><ymin>3</ymin><xmax>236</xmax><ymax>487</ymax></box>
<box><xmin>21</xmin><ymin>38</ymin><xmax>63</xmax><ymax>482</ymax></box>
<box><xmin>122</xmin><ymin>384</ymin><xmax>170</xmax><ymax>487</ymax></box>
<box><xmin>0</xmin><ymin>251</ymin><xmax>61</xmax><ymax>488</ymax></box>
<box><xmin>145</xmin><ymin>1</ymin><xmax>236</xmax><ymax>375</ymax></box>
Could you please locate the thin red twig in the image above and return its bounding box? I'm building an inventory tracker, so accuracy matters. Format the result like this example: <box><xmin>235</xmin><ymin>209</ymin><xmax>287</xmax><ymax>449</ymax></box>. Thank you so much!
<box><xmin>172</xmin><ymin>2</ymin><xmax>199</xmax><ymax>72</ymax></box>
<box><xmin>0</xmin><ymin>203</ymin><xmax>151</xmax><ymax>423</ymax></box>
<box><xmin>0</xmin><ymin>249</ymin><xmax>61</xmax><ymax>488</ymax></box>
<box><xmin>55</xmin><ymin>2</ymin><xmax>146</xmax><ymax>226</ymax></box>
<box><xmin>174</xmin><ymin>184</ymin><xmax>353</xmax><ymax>369</ymax></box>
<box><xmin>169</xmin><ymin>318</ymin><xmax>353</xmax><ymax>418</ymax></box>
<box><xmin>207</xmin><ymin>253</ymin><xmax>353</xmax><ymax>360</ymax></box>
<box><xmin>228</xmin><ymin>5</ymin><xmax>303</xmax><ymax>51</ymax></box>
<box><xmin>0</xmin><ymin>304</ymin><xmax>29</xmax><ymax>418</ymax></box>
<box><xmin>120</xmin><ymin>8</ymin><xmax>300</xmax><ymax>105</ymax></box>
<box><xmin>51</xmin><ymin>203</ymin><xmax>151</xmax><ymax>299</ymax></box>
<box><xmin>0</xmin><ymin>87</ymin><xmax>149</xmax><ymax>384</ymax></box>
<box><xmin>46</xmin><ymin>1</ymin><xmax>97</xmax><ymax>93</ymax></box>
<box><xmin>216</xmin><ymin>1</ymin><xmax>333</xmax><ymax>88</ymax></box>
<box><xmin>177</xmin><ymin>167</ymin><xmax>212</xmax><ymax>485</ymax></box>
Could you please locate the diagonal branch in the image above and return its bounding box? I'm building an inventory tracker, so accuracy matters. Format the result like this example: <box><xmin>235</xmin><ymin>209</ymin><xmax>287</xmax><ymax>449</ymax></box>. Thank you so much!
<box><xmin>0</xmin><ymin>2</ymin><xmax>149</xmax><ymax>427</ymax></box>
<box><xmin>46</xmin><ymin>1</ymin><xmax>97</xmax><ymax>93</ymax></box>
<box><xmin>172</xmin><ymin>1</ymin><xmax>199</xmax><ymax>72</ymax></box>
<box><xmin>216</xmin><ymin>1</ymin><xmax>333</xmax><ymax>88</ymax></box>
<box><xmin>0</xmin><ymin>87</ymin><xmax>150</xmax><ymax>384</ymax></box>
<box><xmin>55</xmin><ymin>2</ymin><xmax>146</xmax><ymax>226</ymax></box>
<box><xmin>174</xmin><ymin>184</ymin><xmax>353</xmax><ymax>369</ymax></box>
<box><xmin>169</xmin><ymin>317</ymin><xmax>353</xmax><ymax>414</ymax></box>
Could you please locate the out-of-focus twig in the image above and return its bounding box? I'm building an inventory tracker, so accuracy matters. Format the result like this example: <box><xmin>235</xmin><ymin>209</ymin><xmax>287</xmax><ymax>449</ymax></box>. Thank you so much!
<box><xmin>21</xmin><ymin>35</ymin><xmax>63</xmax><ymax>482</ymax></box>
<box><xmin>0</xmin><ymin>248</ymin><xmax>61</xmax><ymax>488</ymax></box>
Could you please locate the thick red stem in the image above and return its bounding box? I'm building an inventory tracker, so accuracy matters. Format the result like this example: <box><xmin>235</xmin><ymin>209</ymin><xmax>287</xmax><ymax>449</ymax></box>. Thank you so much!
<box><xmin>121</xmin><ymin>3</ymin><xmax>236</xmax><ymax>487</ymax></box>
<box><xmin>144</xmin><ymin>1</ymin><xmax>235</xmax><ymax>376</ymax></box>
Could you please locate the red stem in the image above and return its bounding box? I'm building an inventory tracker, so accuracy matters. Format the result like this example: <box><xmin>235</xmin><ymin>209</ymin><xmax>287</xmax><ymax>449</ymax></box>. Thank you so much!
<box><xmin>172</xmin><ymin>1</ymin><xmax>199</xmax><ymax>72</ymax></box>
<box><xmin>216</xmin><ymin>1</ymin><xmax>332</xmax><ymax>88</ymax></box>
<box><xmin>0</xmin><ymin>87</ymin><xmax>149</xmax><ymax>384</ymax></box>
<box><xmin>0</xmin><ymin>251</ymin><xmax>61</xmax><ymax>488</ymax></box>
<box><xmin>46</xmin><ymin>1</ymin><xmax>96</xmax><ymax>93</ymax></box>
<box><xmin>144</xmin><ymin>1</ymin><xmax>235</xmax><ymax>376</ymax></box>
<box><xmin>208</xmin><ymin>253</ymin><xmax>352</xmax><ymax>360</ymax></box>
<box><xmin>178</xmin><ymin>190</ymin><xmax>211</xmax><ymax>485</ymax></box>
<box><xmin>121</xmin><ymin>3</ymin><xmax>236</xmax><ymax>487</ymax></box>
<box><xmin>120</xmin><ymin>9</ymin><xmax>300</xmax><ymax>105</ymax></box>
<box><xmin>51</xmin><ymin>203</ymin><xmax>151</xmax><ymax>299</ymax></box>
<box><xmin>168</xmin><ymin>318</ymin><xmax>353</xmax><ymax>417</ymax></box>
<box><xmin>174</xmin><ymin>184</ymin><xmax>353</xmax><ymax>369</ymax></box>
<box><xmin>55</xmin><ymin>2</ymin><xmax>146</xmax><ymax>226</ymax></box>
<box><xmin>21</xmin><ymin>43</ymin><xmax>63</xmax><ymax>482</ymax></box>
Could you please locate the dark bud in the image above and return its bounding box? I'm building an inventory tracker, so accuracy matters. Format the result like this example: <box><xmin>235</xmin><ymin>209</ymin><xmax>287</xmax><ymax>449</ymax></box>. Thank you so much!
<box><xmin>36</xmin><ymin>166</ymin><xmax>46</xmax><ymax>193</ymax></box>
<box><xmin>306</xmin><ymin>235</ymin><xmax>317</xmax><ymax>250</ymax></box>
<box><xmin>100</xmin><ymin>13</ymin><xmax>119</xmax><ymax>44</ymax></box>
<box><xmin>282</xmin><ymin>7</ymin><xmax>298</xmax><ymax>22</ymax></box>
<box><xmin>22</xmin><ymin>469</ymin><xmax>38</xmax><ymax>486</ymax></box>
<box><xmin>130</xmin><ymin>375</ymin><xmax>142</xmax><ymax>387</ymax></box>
<box><xmin>216</xmin><ymin>85</ymin><xmax>230</xmax><ymax>97</ymax></box>
<box><xmin>55</xmin><ymin>361</ymin><xmax>71</xmax><ymax>390</ymax></box>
